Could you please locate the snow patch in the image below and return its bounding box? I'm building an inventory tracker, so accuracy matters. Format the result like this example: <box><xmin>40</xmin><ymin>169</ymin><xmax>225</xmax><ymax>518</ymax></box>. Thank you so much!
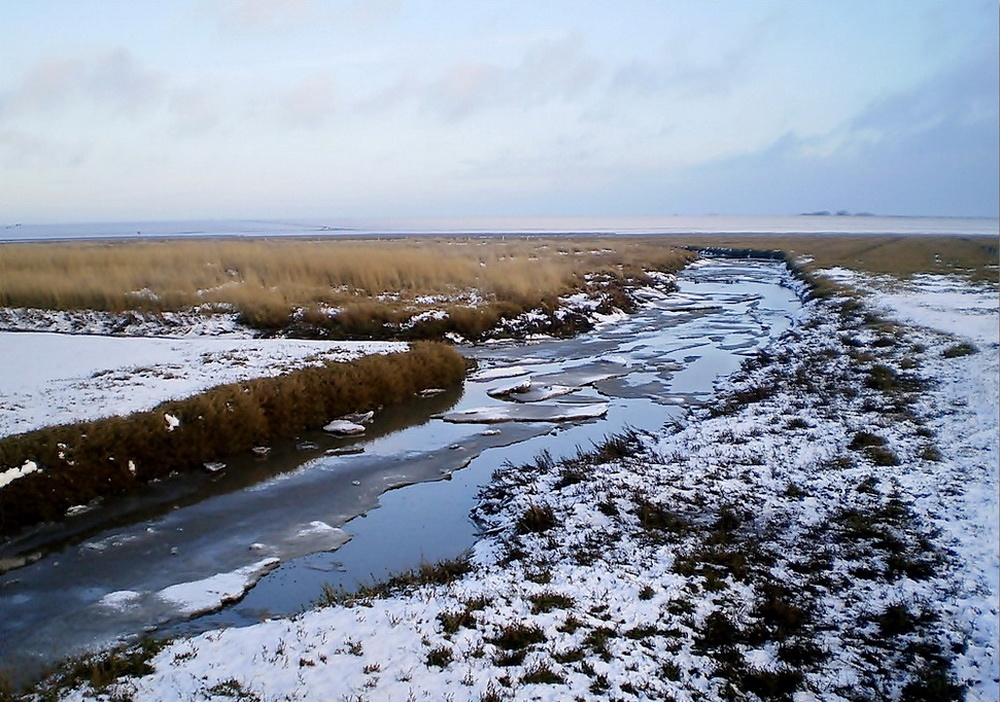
<box><xmin>470</xmin><ymin>365</ymin><xmax>529</xmax><ymax>382</ymax></box>
<box><xmin>0</xmin><ymin>460</ymin><xmax>39</xmax><ymax>489</ymax></box>
<box><xmin>0</xmin><ymin>333</ymin><xmax>406</xmax><ymax>438</ymax></box>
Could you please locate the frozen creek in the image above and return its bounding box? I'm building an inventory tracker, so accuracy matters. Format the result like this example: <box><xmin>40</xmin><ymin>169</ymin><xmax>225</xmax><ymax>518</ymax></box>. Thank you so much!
<box><xmin>0</xmin><ymin>258</ymin><xmax>804</xmax><ymax>684</ymax></box>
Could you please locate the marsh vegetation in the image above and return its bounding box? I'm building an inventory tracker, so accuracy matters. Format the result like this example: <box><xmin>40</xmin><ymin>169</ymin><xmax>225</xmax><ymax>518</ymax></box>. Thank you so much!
<box><xmin>0</xmin><ymin>238</ymin><xmax>696</xmax><ymax>339</ymax></box>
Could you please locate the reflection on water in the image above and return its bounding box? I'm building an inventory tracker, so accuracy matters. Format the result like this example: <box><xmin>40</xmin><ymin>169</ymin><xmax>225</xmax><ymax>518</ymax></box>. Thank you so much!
<box><xmin>0</xmin><ymin>258</ymin><xmax>803</xmax><ymax>684</ymax></box>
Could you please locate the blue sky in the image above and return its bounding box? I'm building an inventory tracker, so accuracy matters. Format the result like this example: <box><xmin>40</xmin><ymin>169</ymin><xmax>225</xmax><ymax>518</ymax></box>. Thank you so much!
<box><xmin>1</xmin><ymin>0</ymin><xmax>997</xmax><ymax>223</ymax></box>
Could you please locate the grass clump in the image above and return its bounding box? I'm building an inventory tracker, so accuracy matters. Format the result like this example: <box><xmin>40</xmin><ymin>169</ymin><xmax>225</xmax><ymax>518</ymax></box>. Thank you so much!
<box><xmin>489</xmin><ymin>623</ymin><xmax>546</xmax><ymax>667</ymax></box>
<box><xmin>425</xmin><ymin>645</ymin><xmax>454</xmax><ymax>669</ymax></box>
<box><xmin>847</xmin><ymin>431</ymin><xmax>899</xmax><ymax>466</ymax></box>
<box><xmin>942</xmin><ymin>342</ymin><xmax>978</xmax><ymax>358</ymax></box>
<box><xmin>205</xmin><ymin>678</ymin><xmax>263</xmax><ymax>701</ymax></box>
<box><xmin>521</xmin><ymin>662</ymin><xmax>564</xmax><ymax>685</ymax></box>
<box><xmin>515</xmin><ymin>502</ymin><xmax>557</xmax><ymax>535</ymax></box>
<box><xmin>438</xmin><ymin>607</ymin><xmax>478</xmax><ymax>635</ymax></box>
<box><xmin>21</xmin><ymin>639</ymin><xmax>165</xmax><ymax>701</ymax></box>
<box><xmin>528</xmin><ymin>592</ymin><xmax>575</xmax><ymax>614</ymax></box>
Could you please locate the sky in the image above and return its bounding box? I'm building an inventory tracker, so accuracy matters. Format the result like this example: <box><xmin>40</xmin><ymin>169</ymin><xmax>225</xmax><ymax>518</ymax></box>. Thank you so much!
<box><xmin>0</xmin><ymin>0</ymin><xmax>997</xmax><ymax>224</ymax></box>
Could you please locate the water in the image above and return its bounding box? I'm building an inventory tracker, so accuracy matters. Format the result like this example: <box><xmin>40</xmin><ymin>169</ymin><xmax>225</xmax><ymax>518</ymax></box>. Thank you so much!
<box><xmin>2</xmin><ymin>214</ymin><xmax>997</xmax><ymax>242</ymax></box>
<box><xmin>0</xmin><ymin>257</ymin><xmax>804</xmax><ymax>685</ymax></box>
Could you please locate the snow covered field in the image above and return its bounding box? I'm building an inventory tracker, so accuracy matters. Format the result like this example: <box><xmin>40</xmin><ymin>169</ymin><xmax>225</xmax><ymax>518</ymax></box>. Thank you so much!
<box><xmin>0</xmin><ymin>333</ymin><xmax>405</xmax><ymax>439</ymax></box>
<box><xmin>37</xmin><ymin>271</ymin><xmax>996</xmax><ymax>701</ymax></box>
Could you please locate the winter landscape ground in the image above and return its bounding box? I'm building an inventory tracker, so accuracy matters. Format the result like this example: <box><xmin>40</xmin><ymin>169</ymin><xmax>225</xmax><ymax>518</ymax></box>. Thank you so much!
<box><xmin>0</xmin><ymin>235</ymin><xmax>997</xmax><ymax>701</ymax></box>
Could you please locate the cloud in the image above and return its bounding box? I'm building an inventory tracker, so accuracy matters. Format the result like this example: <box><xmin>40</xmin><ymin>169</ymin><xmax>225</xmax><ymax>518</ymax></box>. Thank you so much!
<box><xmin>167</xmin><ymin>87</ymin><xmax>226</xmax><ymax>137</ymax></box>
<box><xmin>426</xmin><ymin>34</ymin><xmax>599</xmax><ymax>119</ymax></box>
<box><xmin>204</xmin><ymin>0</ymin><xmax>398</xmax><ymax>34</ymax></box>
<box><xmin>610</xmin><ymin>16</ymin><xmax>775</xmax><ymax>100</ymax></box>
<box><xmin>0</xmin><ymin>129</ymin><xmax>86</xmax><ymax>169</ymax></box>
<box><xmin>651</xmin><ymin>52</ymin><xmax>1000</xmax><ymax>217</ymax></box>
<box><xmin>0</xmin><ymin>49</ymin><xmax>164</xmax><ymax>120</ymax></box>
<box><xmin>276</xmin><ymin>70</ymin><xmax>339</xmax><ymax>128</ymax></box>
<box><xmin>344</xmin><ymin>0</ymin><xmax>401</xmax><ymax>31</ymax></box>
<box><xmin>207</xmin><ymin>0</ymin><xmax>316</xmax><ymax>32</ymax></box>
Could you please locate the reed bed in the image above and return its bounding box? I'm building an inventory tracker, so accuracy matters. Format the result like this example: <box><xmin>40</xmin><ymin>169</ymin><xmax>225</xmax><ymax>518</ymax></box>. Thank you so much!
<box><xmin>2</xmin><ymin>234</ymin><xmax>991</xmax><ymax>337</ymax></box>
<box><xmin>0</xmin><ymin>342</ymin><xmax>466</xmax><ymax>536</ymax></box>
<box><xmin>0</xmin><ymin>238</ymin><xmax>691</xmax><ymax>311</ymax></box>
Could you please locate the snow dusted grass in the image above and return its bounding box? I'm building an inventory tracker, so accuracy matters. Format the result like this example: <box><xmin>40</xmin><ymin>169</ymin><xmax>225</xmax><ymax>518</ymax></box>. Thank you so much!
<box><xmin>26</xmin><ymin>272</ymin><xmax>997</xmax><ymax>701</ymax></box>
<box><xmin>0</xmin><ymin>238</ymin><xmax>695</xmax><ymax>340</ymax></box>
<box><xmin>677</xmin><ymin>234</ymin><xmax>998</xmax><ymax>283</ymax></box>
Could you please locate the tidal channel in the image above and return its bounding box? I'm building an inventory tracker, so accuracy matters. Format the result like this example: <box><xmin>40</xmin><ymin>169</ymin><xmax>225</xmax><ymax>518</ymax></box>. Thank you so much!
<box><xmin>0</xmin><ymin>258</ymin><xmax>804</xmax><ymax>685</ymax></box>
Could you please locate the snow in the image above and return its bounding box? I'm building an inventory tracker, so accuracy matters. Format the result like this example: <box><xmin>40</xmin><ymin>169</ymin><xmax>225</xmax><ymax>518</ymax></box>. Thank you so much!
<box><xmin>0</xmin><ymin>332</ymin><xmax>406</xmax><ymax>439</ymax></box>
<box><xmin>485</xmin><ymin>377</ymin><xmax>532</xmax><ymax>397</ymax></box>
<box><xmin>0</xmin><ymin>460</ymin><xmax>39</xmax><ymax>489</ymax></box>
<box><xmin>505</xmin><ymin>383</ymin><xmax>578</xmax><ymax>403</ymax></box>
<box><xmin>322</xmin><ymin>419</ymin><xmax>367</xmax><ymax>435</ymax></box>
<box><xmin>0</xmin><ymin>306</ymin><xmax>251</xmax><ymax>338</ymax></box>
<box><xmin>35</xmin><ymin>270</ymin><xmax>1000</xmax><ymax>701</ymax></box>
<box><xmin>155</xmin><ymin>558</ymin><xmax>281</xmax><ymax>618</ymax></box>
<box><xmin>470</xmin><ymin>365</ymin><xmax>530</xmax><ymax>381</ymax></box>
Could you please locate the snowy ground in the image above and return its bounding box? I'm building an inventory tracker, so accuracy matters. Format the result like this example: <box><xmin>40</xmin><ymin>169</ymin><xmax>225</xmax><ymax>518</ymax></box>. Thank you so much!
<box><xmin>35</xmin><ymin>271</ymin><xmax>997</xmax><ymax>701</ymax></box>
<box><xmin>0</xmin><ymin>333</ymin><xmax>405</xmax><ymax>439</ymax></box>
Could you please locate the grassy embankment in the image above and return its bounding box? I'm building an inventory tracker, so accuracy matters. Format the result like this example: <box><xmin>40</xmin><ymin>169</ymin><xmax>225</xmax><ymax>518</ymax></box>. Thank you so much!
<box><xmin>680</xmin><ymin>233</ymin><xmax>998</xmax><ymax>294</ymax></box>
<box><xmin>0</xmin><ymin>342</ymin><xmax>465</xmax><ymax>537</ymax></box>
<box><xmin>0</xmin><ymin>238</ymin><xmax>697</xmax><ymax>339</ymax></box>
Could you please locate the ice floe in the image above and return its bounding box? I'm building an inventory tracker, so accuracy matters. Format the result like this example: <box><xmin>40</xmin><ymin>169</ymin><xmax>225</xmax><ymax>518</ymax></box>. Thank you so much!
<box><xmin>155</xmin><ymin>558</ymin><xmax>281</xmax><ymax>618</ymax></box>
<box><xmin>322</xmin><ymin>420</ymin><xmax>367</xmax><ymax>435</ymax></box>
<box><xmin>439</xmin><ymin>402</ymin><xmax>609</xmax><ymax>424</ymax></box>
<box><xmin>469</xmin><ymin>365</ymin><xmax>530</xmax><ymax>382</ymax></box>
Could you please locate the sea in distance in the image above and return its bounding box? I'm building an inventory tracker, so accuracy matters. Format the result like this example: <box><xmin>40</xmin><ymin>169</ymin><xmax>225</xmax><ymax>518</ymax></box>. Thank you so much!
<box><xmin>1</xmin><ymin>214</ymin><xmax>998</xmax><ymax>243</ymax></box>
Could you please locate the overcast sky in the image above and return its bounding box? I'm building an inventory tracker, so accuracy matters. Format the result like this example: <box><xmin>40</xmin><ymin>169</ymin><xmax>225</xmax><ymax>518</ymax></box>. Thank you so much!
<box><xmin>1</xmin><ymin>0</ymin><xmax>997</xmax><ymax>224</ymax></box>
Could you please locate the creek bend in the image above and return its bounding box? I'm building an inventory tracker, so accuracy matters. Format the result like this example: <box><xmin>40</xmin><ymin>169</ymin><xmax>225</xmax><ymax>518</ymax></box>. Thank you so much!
<box><xmin>0</xmin><ymin>258</ymin><xmax>804</xmax><ymax>684</ymax></box>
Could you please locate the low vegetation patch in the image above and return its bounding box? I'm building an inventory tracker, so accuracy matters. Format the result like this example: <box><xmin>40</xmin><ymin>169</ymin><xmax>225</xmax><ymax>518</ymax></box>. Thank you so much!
<box><xmin>7</xmin><ymin>638</ymin><xmax>165</xmax><ymax>702</ymax></box>
<box><xmin>942</xmin><ymin>342</ymin><xmax>978</xmax><ymax>358</ymax></box>
<box><xmin>0</xmin><ymin>238</ymin><xmax>696</xmax><ymax>340</ymax></box>
<box><xmin>0</xmin><ymin>343</ymin><xmax>465</xmax><ymax>536</ymax></box>
<box><xmin>681</xmin><ymin>234</ymin><xmax>999</xmax><ymax>283</ymax></box>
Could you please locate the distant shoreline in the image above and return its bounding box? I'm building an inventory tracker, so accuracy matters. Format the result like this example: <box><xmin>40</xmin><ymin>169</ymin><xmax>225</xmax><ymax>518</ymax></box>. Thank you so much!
<box><xmin>2</xmin><ymin>214</ymin><xmax>998</xmax><ymax>243</ymax></box>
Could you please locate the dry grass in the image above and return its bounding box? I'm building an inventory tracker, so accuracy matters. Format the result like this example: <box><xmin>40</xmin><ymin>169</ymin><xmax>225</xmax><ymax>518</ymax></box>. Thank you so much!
<box><xmin>673</xmin><ymin>234</ymin><xmax>998</xmax><ymax>282</ymax></box>
<box><xmin>1</xmin><ymin>234</ymin><xmax>993</xmax><ymax>338</ymax></box>
<box><xmin>0</xmin><ymin>237</ymin><xmax>695</xmax><ymax>317</ymax></box>
<box><xmin>0</xmin><ymin>342</ymin><xmax>466</xmax><ymax>536</ymax></box>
